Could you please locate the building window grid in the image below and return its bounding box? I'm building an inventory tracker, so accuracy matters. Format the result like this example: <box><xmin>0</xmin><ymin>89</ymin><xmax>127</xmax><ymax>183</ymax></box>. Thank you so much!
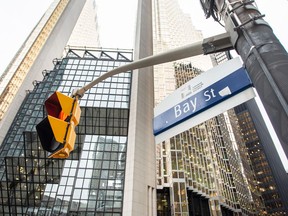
<box><xmin>161</xmin><ymin>119</ymin><xmax>229</xmax><ymax>207</ymax></box>
<box><xmin>0</xmin><ymin>49</ymin><xmax>132</xmax><ymax>215</ymax></box>
<box><xmin>0</xmin><ymin>132</ymin><xmax>65</xmax><ymax>215</ymax></box>
<box><xmin>159</xmin><ymin>63</ymin><xmax>256</xmax><ymax>214</ymax></box>
<box><xmin>46</xmin><ymin>135</ymin><xmax>126</xmax><ymax>214</ymax></box>
<box><xmin>236</xmin><ymin>109</ymin><xmax>285</xmax><ymax>214</ymax></box>
<box><xmin>1</xmin><ymin>87</ymin><xmax>51</xmax><ymax>158</ymax></box>
<box><xmin>57</xmin><ymin>59</ymin><xmax>131</xmax><ymax>109</ymax></box>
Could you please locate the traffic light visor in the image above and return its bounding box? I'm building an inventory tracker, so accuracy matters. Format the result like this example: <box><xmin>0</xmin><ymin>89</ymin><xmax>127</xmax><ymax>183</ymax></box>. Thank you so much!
<box><xmin>36</xmin><ymin>115</ymin><xmax>76</xmax><ymax>158</ymax></box>
<box><xmin>36</xmin><ymin>117</ymin><xmax>60</xmax><ymax>152</ymax></box>
<box><xmin>45</xmin><ymin>91</ymin><xmax>81</xmax><ymax>125</ymax></box>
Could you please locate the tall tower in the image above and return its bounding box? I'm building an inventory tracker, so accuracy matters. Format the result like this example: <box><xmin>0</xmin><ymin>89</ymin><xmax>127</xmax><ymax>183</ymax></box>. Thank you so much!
<box><xmin>235</xmin><ymin>103</ymin><xmax>287</xmax><ymax>214</ymax></box>
<box><xmin>0</xmin><ymin>0</ymin><xmax>157</xmax><ymax>215</ymax></box>
<box><xmin>0</xmin><ymin>0</ymin><xmax>99</xmax><ymax>144</ymax></box>
<box><xmin>152</xmin><ymin>0</ymin><xmax>213</xmax><ymax>105</ymax></box>
<box><xmin>213</xmin><ymin>51</ymin><xmax>288</xmax><ymax>214</ymax></box>
<box><xmin>152</xmin><ymin>0</ymin><xmax>264</xmax><ymax>215</ymax></box>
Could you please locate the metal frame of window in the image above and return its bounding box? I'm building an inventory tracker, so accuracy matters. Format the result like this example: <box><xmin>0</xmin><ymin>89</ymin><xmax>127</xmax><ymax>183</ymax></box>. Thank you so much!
<box><xmin>0</xmin><ymin>48</ymin><xmax>133</xmax><ymax>215</ymax></box>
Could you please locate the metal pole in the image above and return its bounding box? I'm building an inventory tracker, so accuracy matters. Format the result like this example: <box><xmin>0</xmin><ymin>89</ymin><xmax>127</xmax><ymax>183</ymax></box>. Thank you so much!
<box><xmin>213</xmin><ymin>0</ymin><xmax>288</xmax><ymax>159</ymax></box>
<box><xmin>72</xmin><ymin>32</ymin><xmax>232</xmax><ymax>98</ymax></box>
<box><xmin>207</xmin><ymin>0</ymin><xmax>288</xmax><ymax>211</ymax></box>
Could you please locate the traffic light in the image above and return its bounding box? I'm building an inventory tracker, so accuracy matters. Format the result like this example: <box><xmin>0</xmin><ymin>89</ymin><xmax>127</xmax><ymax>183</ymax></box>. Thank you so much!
<box><xmin>36</xmin><ymin>91</ymin><xmax>81</xmax><ymax>158</ymax></box>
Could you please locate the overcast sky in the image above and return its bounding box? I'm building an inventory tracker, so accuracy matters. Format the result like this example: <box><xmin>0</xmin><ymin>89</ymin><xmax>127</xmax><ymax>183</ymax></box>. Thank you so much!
<box><xmin>0</xmin><ymin>0</ymin><xmax>287</xmax><ymax>74</ymax></box>
<box><xmin>0</xmin><ymin>1</ymin><xmax>48</xmax><ymax>73</ymax></box>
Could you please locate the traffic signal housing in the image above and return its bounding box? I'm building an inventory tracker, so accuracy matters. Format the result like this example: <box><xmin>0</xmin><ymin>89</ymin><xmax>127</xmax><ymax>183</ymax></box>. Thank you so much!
<box><xmin>36</xmin><ymin>91</ymin><xmax>81</xmax><ymax>158</ymax></box>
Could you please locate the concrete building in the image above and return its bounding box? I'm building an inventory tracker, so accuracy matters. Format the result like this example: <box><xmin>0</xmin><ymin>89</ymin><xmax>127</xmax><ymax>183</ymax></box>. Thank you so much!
<box><xmin>156</xmin><ymin>62</ymin><xmax>264</xmax><ymax>215</ymax></box>
<box><xmin>0</xmin><ymin>0</ymin><xmax>99</xmax><ymax>144</ymax></box>
<box><xmin>1</xmin><ymin>0</ymin><xmax>285</xmax><ymax>215</ymax></box>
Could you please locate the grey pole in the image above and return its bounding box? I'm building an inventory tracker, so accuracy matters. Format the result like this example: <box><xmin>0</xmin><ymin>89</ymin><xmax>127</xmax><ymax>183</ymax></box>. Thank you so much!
<box><xmin>212</xmin><ymin>0</ymin><xmax>288</xmax><ymax>159</ymax></box>
<box><xmin>200</xmin><ymin>0</ymin><xmax>288</xmax><ymax>211</ymax></box>
<box><xmin>72</xmin><ymin>32</ymin><xmax>232</xmax><ymax>98</ymax></box>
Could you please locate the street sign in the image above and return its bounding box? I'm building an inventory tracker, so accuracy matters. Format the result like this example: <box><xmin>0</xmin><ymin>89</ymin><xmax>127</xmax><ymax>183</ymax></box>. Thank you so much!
<box><xmin>153</xmin><ymin>57</ymin><xmax>255</xmax><ymax>143</ymax></box>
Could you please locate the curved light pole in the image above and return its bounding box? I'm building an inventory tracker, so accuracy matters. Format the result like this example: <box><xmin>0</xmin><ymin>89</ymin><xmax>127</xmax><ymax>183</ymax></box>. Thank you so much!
<box><xmin>72</xmin><ymin>33</ymin><xmax>232</xmax><ymax>98</ymax></box>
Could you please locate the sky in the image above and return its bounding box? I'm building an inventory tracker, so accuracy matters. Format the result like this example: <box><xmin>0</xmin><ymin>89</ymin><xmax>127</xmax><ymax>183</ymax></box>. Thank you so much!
<box><xmin>0</xmin><ymin>0</ymin><xmax>287</xmax><ymax>74</ymax></box>
<box><xmin>0</xmin><ymin>0</ymin><xmax>287</xmax><ymax>168</ymax></box>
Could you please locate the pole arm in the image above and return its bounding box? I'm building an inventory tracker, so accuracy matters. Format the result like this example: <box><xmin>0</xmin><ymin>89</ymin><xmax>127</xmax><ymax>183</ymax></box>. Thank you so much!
<box><xmin>72</xmin><ymin>32</ymin><xmax>232</xmax><ymax>98</ymax></box>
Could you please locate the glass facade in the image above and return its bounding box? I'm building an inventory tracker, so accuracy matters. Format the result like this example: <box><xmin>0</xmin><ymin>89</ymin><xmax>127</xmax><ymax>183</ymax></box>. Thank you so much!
<box><xmin>152</xmin><ymin>0</ymin><xmax>213</xmax><ymax>106</ymax></box>
<box><xmin>156</xmin><ymin>62</ymin><xmax>264</xmax><ymax>215</ymax></box>
<box><xmin>0</xmin><ymin>48</ymin><xmax>133</xmax><ymax>215</ymax></box>
<box><xmin>235</xmin><ymin>104</ymin><xmax>286</xmax><ymax>215</ymax></box>
<box><xmin>213</xmin><ymin>51</ymin><xmax>287</xmax><ymax>215</ymax></box>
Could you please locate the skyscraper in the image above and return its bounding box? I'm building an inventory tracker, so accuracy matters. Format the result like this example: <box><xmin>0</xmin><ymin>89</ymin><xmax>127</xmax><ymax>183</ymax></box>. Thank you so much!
<box><xmin>152</xmin><ymin>0</ymin><xmax>213</xmax><ymax>105</ymax></box>
<box><xmin>156</xmin><ymin>62</ymin><xmax>265</xmax><ymax>215</ymax></box>
<box><xmin>213</xmin><ymin>51</ymin><xmax>288</xmax><ymax>214</ymax></box>
<box><xmin>234</xmin><ymin>103</ymin><xmax>287</xmax><ymax>214</ymax></box>
<box><xmin>0</xmin><ymin>0</ymin><xmax>156</xmax><ymax>215</ymax></box>
<box><xmin>0</xmin><ymin>0</ymin><xmax>99</xmax><ymax>144</ymax></box>
<box><xmin>152</xmin><ymin>0</ymin><xmax>266</xmax><ymax>215</ymax></box>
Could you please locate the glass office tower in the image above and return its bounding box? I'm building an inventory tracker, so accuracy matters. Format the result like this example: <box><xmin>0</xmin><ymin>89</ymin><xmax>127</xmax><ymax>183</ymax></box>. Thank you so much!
<box><xmin>235</xmin><ymin>104</ymin><xmax>287</xmax><ymax>215</ymax></box>
<box><xmin>152</xmin><ymin>0</ymin><xmax>264</xmax><ymax>215</ymax></box>
<box><xmin>0</xmin><ymin>48</ymin><xmax>133</xmax><ymax>215</ymax></box>
<box><xmin>213</xmin><ymin>51</ymin><xmax>288</xmax><ymax>215</ymax></box>
<box><xmin>156</xmin><ymin>63</ymin><xmax>264</xmax><ymax>215</ymax></box>
<box><xmin>152</xmin><ymin>0</ymin><xmax>213</xmax><ymax>105</ymax></box>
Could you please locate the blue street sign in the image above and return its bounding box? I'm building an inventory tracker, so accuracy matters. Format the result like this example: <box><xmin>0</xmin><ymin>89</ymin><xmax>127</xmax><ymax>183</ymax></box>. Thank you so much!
<box><xmin>153</xmin><ymin>67</ymin><xmax>253</xmax><ymax>135</ymax></box>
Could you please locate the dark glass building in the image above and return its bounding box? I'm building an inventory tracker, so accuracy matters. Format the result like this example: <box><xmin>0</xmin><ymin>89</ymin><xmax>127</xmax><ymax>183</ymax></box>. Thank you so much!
<box><xmin>212</xmin><ymin>51</ymin><xmax>288</xmax><ymax>215</ymax></box>
<box><xmin>0</xmin><ymin>48</ymin><xmax>133</xmax><ymax>215</ymax></box>
<box><xmin>234</xmin><ymin>103</ymin><xmax>287</xmax><ymax>215</ymax></box>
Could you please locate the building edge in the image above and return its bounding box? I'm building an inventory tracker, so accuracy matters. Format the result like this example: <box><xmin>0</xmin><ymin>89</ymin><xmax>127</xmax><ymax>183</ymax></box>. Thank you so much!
<box><xmin>123</xmin><ymin>0</ymin><xmax>157</xmax><ymax>215</ymax></box>
<box><xmin>0</xmin><ymin>0</ymin><xmax>87</xmax><ymax>145</ymax></box>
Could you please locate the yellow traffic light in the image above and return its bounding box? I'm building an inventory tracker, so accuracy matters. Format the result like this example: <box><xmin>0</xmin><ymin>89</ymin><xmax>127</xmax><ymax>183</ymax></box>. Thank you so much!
<box><xmin>36</xmin><ymin>91</ymin><xmax>81</xmax><ymax>158</ymax></box>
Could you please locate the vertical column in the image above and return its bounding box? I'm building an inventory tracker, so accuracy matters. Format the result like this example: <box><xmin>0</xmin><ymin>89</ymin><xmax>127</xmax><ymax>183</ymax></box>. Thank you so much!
<box><xmin>122</xmin><ymin>0</ymin><xmax>156</xmax><ymax>215</ymax></box>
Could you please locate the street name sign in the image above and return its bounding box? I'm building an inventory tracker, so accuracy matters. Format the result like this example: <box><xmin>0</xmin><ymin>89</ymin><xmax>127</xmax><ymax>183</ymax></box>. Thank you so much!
<box><xmin>153</xmin><ymin>57</ymin><xmax>255</xmax><ymax>143</ymax></box>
